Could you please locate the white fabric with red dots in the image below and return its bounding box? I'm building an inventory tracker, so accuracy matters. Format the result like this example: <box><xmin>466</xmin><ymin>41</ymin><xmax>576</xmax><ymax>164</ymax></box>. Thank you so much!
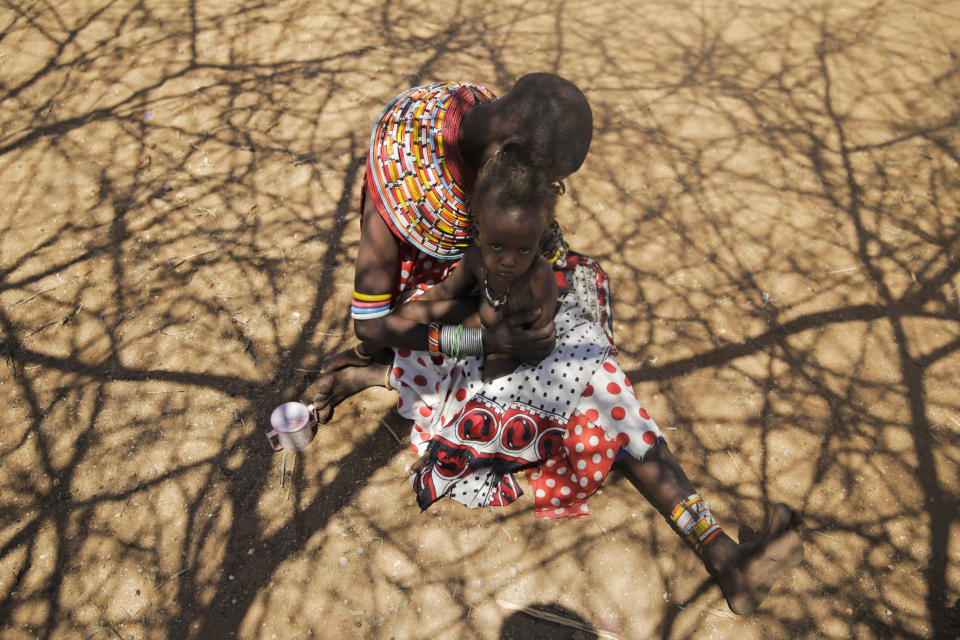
<box><xmin>526</xmin><ymin>357</ymin><xmax>662</xmax><ymax>518</ymax></box>
<box><xmin>391</xmin><ymin>256</ymin><xmax>664</xmax><ymax>519</ymax></box>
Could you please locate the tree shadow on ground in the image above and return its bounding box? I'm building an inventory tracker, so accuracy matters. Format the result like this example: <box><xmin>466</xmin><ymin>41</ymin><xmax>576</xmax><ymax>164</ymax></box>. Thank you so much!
<box><xmin>0</xmin><ymin>1</ymin><xmax>957</xmax><ymax>639</ymax></box>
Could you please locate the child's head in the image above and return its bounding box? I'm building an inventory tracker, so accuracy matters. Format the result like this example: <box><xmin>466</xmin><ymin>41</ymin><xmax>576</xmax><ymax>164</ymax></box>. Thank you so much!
<box><xmin>472</xmin><ymin>146</ymin><xmax>560</xmax><ymax>281</ymax></box>
<box><xmin>494</xmin><ymin>73</ymin><xmax>593</xmax><ymax>180</ymax></box>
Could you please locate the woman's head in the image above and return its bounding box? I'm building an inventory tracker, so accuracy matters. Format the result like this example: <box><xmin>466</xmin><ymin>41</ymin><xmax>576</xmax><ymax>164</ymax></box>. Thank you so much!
<box><xmin>472</xmin><ymin>146</ymin><xmax>560</xmax><ymax>281</ymax></box>
<box><xmin>493</xmin><ymin>73</ymin><xmax>593</xmax><ymax>180</ymax></box>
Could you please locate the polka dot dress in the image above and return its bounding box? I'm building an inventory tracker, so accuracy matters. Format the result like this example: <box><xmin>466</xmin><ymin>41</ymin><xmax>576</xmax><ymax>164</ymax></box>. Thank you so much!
<box><xmin>394</xmin><ymin>254</ymin><xmax>664</xmax><ymax>518</ymax></box>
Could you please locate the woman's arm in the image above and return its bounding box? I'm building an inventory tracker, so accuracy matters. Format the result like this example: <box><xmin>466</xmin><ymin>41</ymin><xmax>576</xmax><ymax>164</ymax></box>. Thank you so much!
<box><xmin>350</xmin><ymin>187</ymin><xmax>432</xmax><ymax>350</ymax></box>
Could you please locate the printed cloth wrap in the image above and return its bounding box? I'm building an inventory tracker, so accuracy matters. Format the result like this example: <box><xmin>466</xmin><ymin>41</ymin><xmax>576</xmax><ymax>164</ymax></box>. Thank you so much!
<box><xmin>393</xmin><ymin>253</ymin><xmax>665</xmax><ymax>519</ymax></box>
<box><xmin>366</xmin><ymin>81</ymin><xmax>497</xmax><ymax>260</ymax></box>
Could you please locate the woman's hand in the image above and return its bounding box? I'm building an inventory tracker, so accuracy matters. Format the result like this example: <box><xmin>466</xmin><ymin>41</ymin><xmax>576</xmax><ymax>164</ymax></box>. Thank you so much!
<box><xmin>483</xmin><ymin>307</ymin><xmax>556</xmax><ymax>361</ymax></box>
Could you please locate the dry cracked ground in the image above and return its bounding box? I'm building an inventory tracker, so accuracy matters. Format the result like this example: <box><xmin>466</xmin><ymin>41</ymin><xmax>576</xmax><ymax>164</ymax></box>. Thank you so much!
<box><xmin>1</xmin><ymin>0</ymin><xmax>959</xmax><ymax>638</ymax></box>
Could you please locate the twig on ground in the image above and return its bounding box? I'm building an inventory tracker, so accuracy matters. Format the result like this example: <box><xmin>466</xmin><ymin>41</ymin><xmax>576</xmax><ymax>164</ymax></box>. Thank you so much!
<box><xmin>157</xmin><ymin>569</ymin><xmax>187</xmax><ymax>587</ymax></box>
<box><xmin>677</xmin><ymin>604</ymin><xmax>737</xmax><ymax>620</ymax></box>
<box><xmin>379</xmin><ymin>419</ymin><xmax>402</xmax><ymax>444</ymax></box>
<box><xmin>726</xmin><ymin>450</ymin><xmax>743</xmax><ymax>475</ymax></box>
<box><xmin>5</xmin><ymin>281</ymin><xmax>74</xmax><ymax>309</ymax></box>
<box><xmin>492</xmin><ymin>509</ymin><xmax>513</xmax><ymax>542</ymax></box>
<box><xmin>828</xmin><ymin>266</ymin><xmax>861</xmax><ymax>274</ymax></box>
<box><xmin>285</xmin><ymin>454</ymin><xmax>296</xmax><ymax>501</ymax></box>
<box><xmin>169</xmin><ymin>249</ymin><xmax>216</xmax><ymax>268</ymax></box>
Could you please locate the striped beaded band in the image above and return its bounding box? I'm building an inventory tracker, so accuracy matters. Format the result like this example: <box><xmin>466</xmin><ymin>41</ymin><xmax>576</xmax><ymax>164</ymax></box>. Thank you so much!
<box><xmin>670</xmin><ymin>494</ymin><xmax>722</xmax><ymax>555</ymax></box>
<box><xmin>351</xmin><ymin>291</ymin><xmax>391</xmax><ymax>320</ymax></box>
<box><xmin>427</xmin><ymin>322</ymin><xmax>441</xmax><ymax>356</ymax></box>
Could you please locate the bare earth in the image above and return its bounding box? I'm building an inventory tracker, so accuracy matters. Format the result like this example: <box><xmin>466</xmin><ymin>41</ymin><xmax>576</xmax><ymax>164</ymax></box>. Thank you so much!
<box><xmin>1</xmin><ymin>1</ymin><xmax>958</xmax><ymax>638</ymax></box>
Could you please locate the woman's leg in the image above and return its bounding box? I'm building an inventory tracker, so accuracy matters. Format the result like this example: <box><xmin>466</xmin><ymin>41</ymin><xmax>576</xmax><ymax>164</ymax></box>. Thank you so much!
<box><xmin>619</xmin><ymin>445</ymin><xmax>803</xmax><ymax>615</ymax></box>
<box><xmin>578</xmin><ymin>355</ymin><xmax>803</xmax><ymax>614</ymax></box>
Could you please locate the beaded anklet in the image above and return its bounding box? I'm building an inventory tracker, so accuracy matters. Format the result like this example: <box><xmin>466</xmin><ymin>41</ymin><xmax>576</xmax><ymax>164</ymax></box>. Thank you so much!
<box><xmin>670</xmin><ymin>493</ymin><xmax>723</xmax><ymax>555</ymax></box>
<box><xmin>353</xmin><ymin>344</ymin><xmax>373</xmax><ymax>361</ymax></box>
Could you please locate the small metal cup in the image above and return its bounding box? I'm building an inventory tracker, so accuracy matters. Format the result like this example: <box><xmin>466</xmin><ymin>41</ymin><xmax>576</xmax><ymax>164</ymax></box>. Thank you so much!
<box><xmin>266</xmin><ymin>402</ymin><xmax>317</xmax><ymax>452</ymax></box>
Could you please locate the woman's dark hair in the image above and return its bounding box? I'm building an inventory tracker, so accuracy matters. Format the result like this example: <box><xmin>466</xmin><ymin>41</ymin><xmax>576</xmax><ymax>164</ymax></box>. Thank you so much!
<box><xmin>496</xmin><ymin>73</ymin><xmax>593</xmax><ymax>180</ymax></box>
<box><xmin>472</xmin><ymin>144</ymin><xmax>561</xmax><ymax>230</ymax></box>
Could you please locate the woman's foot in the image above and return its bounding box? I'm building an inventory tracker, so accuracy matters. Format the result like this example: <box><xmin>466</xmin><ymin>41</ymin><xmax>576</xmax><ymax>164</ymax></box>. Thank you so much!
<box><xmin>707</xmin><ymin>503</ymin><xmax>804</xmax><ymax>615</ymax></box>
<box><xmin>307</xmin><ymin>362</ymin><xmax>390</xmax><ymax>423</ymax></box>
<box><xmin>319</xmin><ymin>346</ymin><xmax>393</xmax><ymax>374</ymax></box>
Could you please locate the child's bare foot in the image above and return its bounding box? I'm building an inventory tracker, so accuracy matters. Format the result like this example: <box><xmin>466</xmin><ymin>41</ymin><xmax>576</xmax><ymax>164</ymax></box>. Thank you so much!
<box><xmin>408</xmin><ymin>452</ymin><xmax>430</xmax><ymax>475</ymax></box>
<box><xmin>711</xmin><ymin>503</ymin><xmax>804</xmax><ymax>615</ymax></box>
<box><xmin>307</xmin><ymin>362</ymin><xmax>389</xmax><ymax>423</ymax></box>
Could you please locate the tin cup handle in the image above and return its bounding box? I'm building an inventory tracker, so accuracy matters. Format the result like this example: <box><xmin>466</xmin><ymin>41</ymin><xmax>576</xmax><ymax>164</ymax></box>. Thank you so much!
<box><xmin>265</xmin><ymin>429</ymin><xmax>283</xmax><ymax>451</ymax></box>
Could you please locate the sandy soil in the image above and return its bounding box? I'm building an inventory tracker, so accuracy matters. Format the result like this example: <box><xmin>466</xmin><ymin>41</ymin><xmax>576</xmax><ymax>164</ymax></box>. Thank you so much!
<box><xmin>1</xmin><ymin>0</ymin><xmax>959</xmax><ymax>638</ymax></box>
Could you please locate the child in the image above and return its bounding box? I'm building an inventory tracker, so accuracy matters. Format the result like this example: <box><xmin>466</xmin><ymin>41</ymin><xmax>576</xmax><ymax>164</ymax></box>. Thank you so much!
<box><xmin>386</xmin><ymin>145</ymin><xmax>561</xmax><ymax>381</ymax></box>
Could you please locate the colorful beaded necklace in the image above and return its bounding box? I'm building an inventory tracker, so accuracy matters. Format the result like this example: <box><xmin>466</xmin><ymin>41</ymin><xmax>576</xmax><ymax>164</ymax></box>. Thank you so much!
<box><xmin>366</xmin><ymin>82</ymin><xmax>496</xmax><ymax>260</ymax></box>
<box><xmin>483</xmin><ymin>268</ymin><xmax>513</xmax><ymax>310</ymax></box>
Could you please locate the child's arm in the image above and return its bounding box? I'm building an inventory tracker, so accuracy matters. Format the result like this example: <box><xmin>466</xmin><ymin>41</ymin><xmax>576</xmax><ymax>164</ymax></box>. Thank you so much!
<box><xmin>522</xmin><ymin>258</ymin><xmax>559</xmax><ymax>331</ymax></box>
<box><xmin>408</xmin><ymin>248</ymin><xmax>479</xmax><ymax>302</ymax></box>
<box><xmin>390</xmin><ymin>249</ymin><xmax>480</xmax><ymax>323</ymax></box>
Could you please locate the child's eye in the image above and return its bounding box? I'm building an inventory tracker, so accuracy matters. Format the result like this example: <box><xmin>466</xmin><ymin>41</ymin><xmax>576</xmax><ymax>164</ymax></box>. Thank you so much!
<box><xmin>489</xmin><ymin>243</ymin><xmax>503</xmax><ymax>252</ymax></box>
<box><xmin>519</xmin><ymin>248</ymin><xmax>531</xmax><ymax>255</ymax></box>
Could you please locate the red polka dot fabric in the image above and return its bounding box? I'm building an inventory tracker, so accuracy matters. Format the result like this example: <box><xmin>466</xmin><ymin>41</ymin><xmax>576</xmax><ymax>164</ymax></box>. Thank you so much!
<box><xmin>525</xmin><ymin>413</ymin><xmax>621</xmax><ymax>518</ymax></box>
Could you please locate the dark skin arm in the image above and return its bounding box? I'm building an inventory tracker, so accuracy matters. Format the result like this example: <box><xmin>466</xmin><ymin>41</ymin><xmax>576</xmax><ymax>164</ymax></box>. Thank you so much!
<box><xmin>351</xmin><ymin>186</ymin><xmax>432</xmax><ymax>350</ymax></box>
<box><xmin>390</xmin><ymin>247</ymin><xmax>480</xmax><ymax>323</ymax></box>
<box><xmin>517</xmin><ymin>257</ymin><xmax>558</xmax><ymax>330</ymax></box>
<box><xmin>352</xmin><ymin>186</ymin><xmax>557</xmax><ymax>359</ymax></box>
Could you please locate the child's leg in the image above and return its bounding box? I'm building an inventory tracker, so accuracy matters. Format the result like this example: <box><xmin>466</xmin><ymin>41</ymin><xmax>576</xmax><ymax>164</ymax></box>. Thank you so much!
<box><xmin>482</xmin><ymin>353</ymin><xmax>522</xmax><ymax>381</ymax></box>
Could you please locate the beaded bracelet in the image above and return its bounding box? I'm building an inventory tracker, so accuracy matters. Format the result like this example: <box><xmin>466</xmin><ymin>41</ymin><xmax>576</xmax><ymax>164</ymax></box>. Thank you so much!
<box><xmin>427</xmin><ymin>322</ymin><xmax>441</xmax><ymax>356</ymax></box>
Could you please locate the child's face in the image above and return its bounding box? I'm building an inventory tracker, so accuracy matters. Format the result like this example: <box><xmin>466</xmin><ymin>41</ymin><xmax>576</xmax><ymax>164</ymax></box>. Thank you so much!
<box><xmin>473</xmin><ymin>205</ymin><xmax>545</xmax><ymax>282</ymax></box>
